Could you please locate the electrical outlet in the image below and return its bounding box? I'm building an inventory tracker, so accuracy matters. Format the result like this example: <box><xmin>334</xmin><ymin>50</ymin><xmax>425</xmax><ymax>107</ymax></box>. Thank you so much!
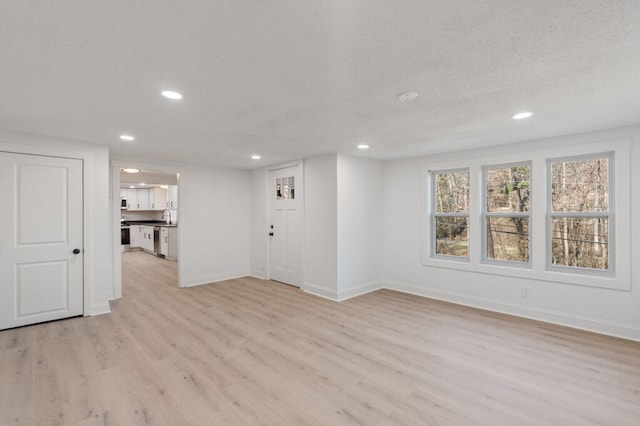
<box><xmin>522</xmin><ymin>288</ymin><xmax>531</xmax><ymax>298</ymax></box>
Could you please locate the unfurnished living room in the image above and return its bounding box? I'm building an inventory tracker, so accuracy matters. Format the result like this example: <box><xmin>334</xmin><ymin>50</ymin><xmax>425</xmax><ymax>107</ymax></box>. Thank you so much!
<box><xmin>1</xmin><ymin>1</ymin><xmax>640</xmax><ymax>425</ymax></box>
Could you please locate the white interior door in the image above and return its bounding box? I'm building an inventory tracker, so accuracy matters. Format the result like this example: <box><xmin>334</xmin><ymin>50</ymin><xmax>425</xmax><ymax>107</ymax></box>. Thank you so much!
<box><xmin>269</xmin><ymin>165</ymin><xmax>302</xmax><ymax>287</ymax></box>
<box><xmin>0</xmin><ymin>152</ymin><xmax>84</xmax><ymax>330</ymax></box>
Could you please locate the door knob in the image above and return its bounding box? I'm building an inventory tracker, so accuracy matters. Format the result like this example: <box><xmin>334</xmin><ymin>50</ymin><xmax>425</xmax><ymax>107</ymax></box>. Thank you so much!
<box><xmin>73</xmin><ymin>248</ymin><xmax>81</xmax><ymax>254</ymax></box>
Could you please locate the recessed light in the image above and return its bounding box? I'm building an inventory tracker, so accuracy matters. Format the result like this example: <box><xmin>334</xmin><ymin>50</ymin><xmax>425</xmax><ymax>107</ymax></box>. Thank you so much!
<box><xmin>129</xmin><ymin>186</ymin><xmax>135</xmax><ymax>189</ymax></box>
<box><xmin>159</xmin><ymin>185</ymin><xmax>169</xmax><ymax>189</ymax></box>
<box><xmin>161</xmin><ymin>90</ymin><xmax>183</xmax><ymax>100</ymax></box>
<box><xmin>251</xmin><ymin>155</ymin><xmax>261</xmax><ymax>160</ymax></box>
<box><xmin>512</xmin><ymin>112</ymin><xmax>533</xmax><ymax>120</ymax></box>
<box><xmin>120</xmin><ymin>135</ymin><xmax>135</xmax><ymax>141</ymax></box>
<box><xmin>357</xmin><ymin>144</ymin><xmax>370</xmax><ymax>149</ymax></box>
<box><xmin>140</xmin><ymin>183</ymin><xmax>146</xmax><ymax>186</ymax></box>
<box><xmin>398</xmin><ymin>91</ymin><xmax>418</xmax><ymax>101</ymax></box>
<box><xmin>122</xmin><ymin>168</ymin><xmax>140</xmax><ymax>174</ymax></box>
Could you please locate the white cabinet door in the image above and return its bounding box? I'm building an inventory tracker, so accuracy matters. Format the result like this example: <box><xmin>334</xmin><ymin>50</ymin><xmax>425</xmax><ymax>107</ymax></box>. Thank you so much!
<box><xmin>167</xmin><ymin>185</ymin><xmax>178</xmax><ymax>209</ymax></box>
<box><xmin>160</xmin><ymin>227</ymin><xmax>168</xmax><ymax>255</ymax></box>
<box><xmin>129</xmin><ymin>226</ymin><xmax>141</xmax><ymax>248</ymax></box>
<box><xmin>127</xmin><ymin>188</ymin><xmax>138</xmax><ymax>210</ymax></box>
<box><xmin>158</xmin><ymin>187</ymin><xmax>168</xmax><ymax>210</ymax></box>
<box><xmin>140</xmin><ymin>225</ymin><xmax>154</xmax><ymax>252</ymax></box>
<box><xmin>126</xmin><ymin>189</ymin><xmax>150</xmax><ymax>210</ymax></box>
<box><xmin>137</xmin><ymin>189</ymin><xmax>150</xmax><ymax>210</ymax></box>
<box><xmin>149</xmin><ymin>187</ymin><xmax>167</xmax><ymax>210</ymax></box>
<box><xmin>0</xmin><ymin>152</ymin><xmax>84</xmax><ymax>330</ymax></box>
<box><xmin>147</xmin><ymin>226</ymin><xmax>155</xmax><ymax>252</ymax></box>
<box><xmin>163</xmin><ymin>227</ymin><xmax>178</xmax><ymax>260</ymax></box>
<box><xmin>139</xmin><ymin>226</ymin><xmax>148</xmax><ymax>251</ymax></box>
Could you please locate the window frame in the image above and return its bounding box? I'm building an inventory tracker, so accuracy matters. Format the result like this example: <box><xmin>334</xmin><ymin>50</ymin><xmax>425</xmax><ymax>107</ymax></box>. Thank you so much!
<box><xmin>421</xmin><ymin>140</ymin><xmax>630</xmax><ymax>291</ymax></box>
<box><xmin>431</xmin><ymin>167</ymin><xmax>470</xmax><ymax>262</ymax></box>
<box><xmin>546</xmin><ymin>152</ymin><xmax>614</xmax><ymax>277</ymax></box>
<box><xmin>481</xmin><ymin>161</ymin><xmax>532</xmax><ymax>268</ymax></box>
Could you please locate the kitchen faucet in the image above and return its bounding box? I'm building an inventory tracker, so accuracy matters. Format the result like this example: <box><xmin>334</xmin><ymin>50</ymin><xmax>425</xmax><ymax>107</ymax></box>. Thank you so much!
<box><xmin>162</xmin><ymin>209</ymin><xmax>172</xmax><ymax>224</ymax></box>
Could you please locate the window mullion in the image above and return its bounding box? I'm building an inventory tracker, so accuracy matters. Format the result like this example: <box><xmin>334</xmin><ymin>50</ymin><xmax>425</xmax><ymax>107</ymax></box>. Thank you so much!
<box><xmin>549</xmin><ymin>211</ymin><xmax>609</xmax><ymax>218</ymax></box>
<box><xmin>434</xmin><ymin>212</ymin><xmax>470</xmax><ymax>218</ymax></box>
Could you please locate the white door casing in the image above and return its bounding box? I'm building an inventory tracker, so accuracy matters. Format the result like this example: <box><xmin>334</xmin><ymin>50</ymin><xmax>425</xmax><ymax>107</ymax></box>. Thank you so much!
<box><xmin>0</xmin><ymin>152</ymin><xmax>84</xmax><ymax>330</ymax></box>
<box><xmin>269</xmin><ymin>165</ymin><xmax>303</xmax><ymax>287</ymax></box>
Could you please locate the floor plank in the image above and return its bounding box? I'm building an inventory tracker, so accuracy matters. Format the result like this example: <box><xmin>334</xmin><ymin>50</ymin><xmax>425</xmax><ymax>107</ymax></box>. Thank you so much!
<box><xmin>1</xmin><ymin>250</ymin><xmax>639</xmax><ymax>425</ymax></box>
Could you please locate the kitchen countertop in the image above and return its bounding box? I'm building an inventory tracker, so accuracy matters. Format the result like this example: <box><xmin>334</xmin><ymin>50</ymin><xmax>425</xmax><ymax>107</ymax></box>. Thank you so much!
<box><xmin>122</xmin><ymin>221</ymin><xmax>178</xmax><ymax>228</ymax></box>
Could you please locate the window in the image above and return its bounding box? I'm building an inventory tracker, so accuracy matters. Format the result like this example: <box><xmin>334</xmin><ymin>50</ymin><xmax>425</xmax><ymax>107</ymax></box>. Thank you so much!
<box><xmin>423</xmin><ymin>140</ymin><xmax>629</xmax><ymax>290</ymax></box>
<box><xmin>483</xmin><ymin>163</ymin><xmax>531</xmax><ymax>264</ymax></box>
<box><xmin>276</xmin><ymin>176</ymin><xmax>295</xmax><ymax>200</ymax></box>
<box><xmin>548</xmin><ymin>154</ymin><xmax>611</xmax><ymax>272</ymax></box>
<box><xmin>432</xmin><ymin>169</ymin><xmax>469</xmax><ymax>258</ymax></box>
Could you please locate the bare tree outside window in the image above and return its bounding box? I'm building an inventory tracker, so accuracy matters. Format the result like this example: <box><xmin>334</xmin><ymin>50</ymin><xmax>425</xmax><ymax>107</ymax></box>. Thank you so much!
<box><xmin>550</xmin><ymin>156</ymin><xmax>609</xmax><ymax>270</ymax></box>
<box><xmin>485</xmin><ymin>164</ymin><xmax>530</xmax><ymax>262</ymax></box>
<box><xmin>433</xmin><ymin>170</ymin><xmax>469</xmax><ymax>257</ymax></box>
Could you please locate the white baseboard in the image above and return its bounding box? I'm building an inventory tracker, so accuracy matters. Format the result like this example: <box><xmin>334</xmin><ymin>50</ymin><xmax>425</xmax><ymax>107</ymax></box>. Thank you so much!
<box><xmin>89</xmin><ymin>302</ymin><xmax>111</xmax><ymax>316</ymax></box>
<box><xmin>383</xmin><ymin>281</ymin><xmax>640</xmax><ymax>342</ymax></box>
<box><xmin>185</xmin><ymin>271</ymin><xmax>250</xmax><ymax>288</ymax></box>
<box><xmin>337</xmin><ymin>281</ymin><xmax>382</xmax><ymax>301</ymax></box>
<box><xmin>249</xmin><ymin>271</ymin><xmax>267</xmax><ymax>280</ymax></box>
<box><xmin>302</xmin><ymin>281</ymin><xmax>382</xmax><ymax>302</ymax></box>
<box><xmin>302</xmin><ymin>281</ymin><xmax>338</xmax><ymax>301</ymax></box>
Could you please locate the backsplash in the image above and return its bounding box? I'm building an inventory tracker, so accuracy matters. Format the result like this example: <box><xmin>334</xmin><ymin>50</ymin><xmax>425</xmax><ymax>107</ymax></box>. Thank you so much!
<box><xmin>121</xmin><ymin>209</ymin><xmax>178</xmax><ymax>224</ymax></box>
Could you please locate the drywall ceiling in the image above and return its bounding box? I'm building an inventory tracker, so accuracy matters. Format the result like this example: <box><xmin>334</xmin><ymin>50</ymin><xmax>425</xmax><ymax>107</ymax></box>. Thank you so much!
<box><xmin>1</xmin><ymin>1</ymin><xmax>639</xmax><ymax>169</ymax></box>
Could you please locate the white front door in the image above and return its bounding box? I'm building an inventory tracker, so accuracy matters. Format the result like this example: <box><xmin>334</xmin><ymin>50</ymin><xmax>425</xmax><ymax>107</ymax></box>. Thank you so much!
<box><xmin>0</xmin><ymin>152</ymin><xmax>84</xmax><ymax>330</ymax></box>
<box><xmin>269</xmin><ymin>165</ymin><xmax>303</xmax><ymax>287</ymax></box>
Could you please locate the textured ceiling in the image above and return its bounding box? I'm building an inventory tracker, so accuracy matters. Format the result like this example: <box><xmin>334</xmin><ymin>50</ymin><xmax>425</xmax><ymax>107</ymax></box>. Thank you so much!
<box><xmin>1</xmin><ymin>1</ymin><xmax>639</xmax><ymax>169</ymax></box>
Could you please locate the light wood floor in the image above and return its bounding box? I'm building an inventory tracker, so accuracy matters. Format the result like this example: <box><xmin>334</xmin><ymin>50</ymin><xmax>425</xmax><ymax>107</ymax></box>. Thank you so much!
<box><xmin>1</xmin><ymin>251</ymin><xmax>640</xmax><ymax>425</ymax></box>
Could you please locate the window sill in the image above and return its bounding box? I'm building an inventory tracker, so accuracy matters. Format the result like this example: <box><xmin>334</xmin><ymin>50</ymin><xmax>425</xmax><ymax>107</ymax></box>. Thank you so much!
<box><xmin>422</xmin><ymin>257</ymin><xmax>629</xmax><ymax>291</ymax></box>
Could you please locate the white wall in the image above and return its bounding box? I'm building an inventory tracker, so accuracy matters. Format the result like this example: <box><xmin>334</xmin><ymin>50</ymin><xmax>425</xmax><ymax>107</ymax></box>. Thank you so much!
<box><xmin>249</xmin><ymin>168</ymin><xmax>268</xmax><ymax>278</ymax></box>
<box><xmin>337</xmin><ymin>155</ymin><xmax>383</xmax><ymax>299</ymax></box>
<box><xmin>382</xmin><ymin>125</ymin><xmax>640</xmax><ymax>341</ymax></box>
<box><xmin>303</xmin><ymin>154</ymin><xmax>338</xmax><ymax>298</ymax></box>
<box><xmin>250</xmin><ymin>155</ymin><xmax>383</xmax><ymax>301</ymax></box>
<box><xmin>0</xmin><ymin>131</ymin><xmax>113</xmax><ymax>315</ymax></box>
<box><xmin>180</xmin><ymin>165</ymin><xmax>251</xmax><ymax>286</ymax></box>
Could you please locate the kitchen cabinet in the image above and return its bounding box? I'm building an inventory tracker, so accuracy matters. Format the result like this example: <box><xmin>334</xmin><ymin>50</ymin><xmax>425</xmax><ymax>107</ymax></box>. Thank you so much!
<box><xmin>140</xmin><ymin>225</ymin><xmax>154</xmax><ymax>252</ymax></box>
<box><xmin>160</xmin><ymin>226</ymin><xmax>178</xmax><ymax>260</ymax></box>
<box><xmin>124</xmin><ymin>188</ymin><xmax>151</xmax><ymax>211</ymax></box>
<box><xmin>126</xmin><ymin>188</ymin><xmax>138</xmax><ymax>210</ymax></box>
<box><xmin>149</xmin><ymin>187</ymin><xmax>167</xmax><ymax>211</ymax></box>
<box><xmin>137</xmin><ymin>189</ymin><xmax>150</xmax><ymax>210</ymax></box>
<box><xmin>129</xmin><ymin>225</ymin><xmax>141</xmax><ymax>248</ymax></box>
<box><xmin>167</xmin><ymin>185</ymin><xmax>178</xmax><ymax>209</ymax></box>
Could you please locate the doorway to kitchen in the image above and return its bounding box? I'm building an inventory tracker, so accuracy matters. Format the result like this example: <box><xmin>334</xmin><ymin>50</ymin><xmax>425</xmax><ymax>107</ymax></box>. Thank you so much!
<box><xmin>113</xmin><ymin>165</ymin><xmax>181</xmax><ymax>298</ymax></box>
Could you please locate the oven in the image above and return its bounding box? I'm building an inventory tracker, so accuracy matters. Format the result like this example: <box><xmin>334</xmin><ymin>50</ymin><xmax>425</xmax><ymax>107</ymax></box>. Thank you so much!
<box><xmin>121</xmin><ymin>226</ymin><xmax>130</xmax><ymax>246</ymax></box>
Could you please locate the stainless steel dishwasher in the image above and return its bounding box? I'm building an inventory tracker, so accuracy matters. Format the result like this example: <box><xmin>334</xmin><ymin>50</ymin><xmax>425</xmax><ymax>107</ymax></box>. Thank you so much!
<box><xmin>153</xmin><ymin>226</ymin><xmax>161</xmax><ymax>255</ymax></box>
